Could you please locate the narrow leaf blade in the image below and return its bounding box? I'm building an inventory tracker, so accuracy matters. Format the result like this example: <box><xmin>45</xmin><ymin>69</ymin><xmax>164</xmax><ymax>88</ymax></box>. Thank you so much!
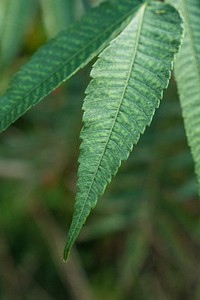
<box><xmin>64</xmin><ymin>2</ymin><xmax>183</xmax><ymax>260</ymax></box>
<box><xmin>0</xmin><ymin>0</ymin><xmax>142</xmax><ymax>132</ymax></box>
<box><xmin>174</xmin><ymin>0</ymin><xmax>200</xmax><ymax>193</ymax></box>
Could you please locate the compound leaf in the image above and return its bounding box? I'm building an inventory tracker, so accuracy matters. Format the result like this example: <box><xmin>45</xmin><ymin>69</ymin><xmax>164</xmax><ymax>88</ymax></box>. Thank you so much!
<box><xmin>64</xmin><ymin>2</ymin><xmax>183</xmax><ymax>260</ymax></box>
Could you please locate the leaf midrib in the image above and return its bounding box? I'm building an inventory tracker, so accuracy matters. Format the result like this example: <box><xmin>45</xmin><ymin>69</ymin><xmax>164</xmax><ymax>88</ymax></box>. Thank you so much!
<box><xmin>65</xmin><ymin>4</ymin><xmax>146</xmax><ymax>254</ymax></box>
<box><xmin>0</xmin><ymin>2</ymin><xmax>142</xmax><ymax>129</ymax></box>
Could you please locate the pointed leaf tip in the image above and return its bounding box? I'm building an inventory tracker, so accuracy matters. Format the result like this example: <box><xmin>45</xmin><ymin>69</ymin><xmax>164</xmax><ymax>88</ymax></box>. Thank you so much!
<box><xmin>64</xmin><ymin>2</ymin><xmax>183</xmax><ymax>255</ymax></box>
<box><xmin>63</xmin><ymin>245</ymin><xmax>70</xmax><ymax>262</ymax></box>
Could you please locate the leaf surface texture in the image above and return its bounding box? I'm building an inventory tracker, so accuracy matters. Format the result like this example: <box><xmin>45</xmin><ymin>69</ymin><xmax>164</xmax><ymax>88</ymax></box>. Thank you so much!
<box><xmin>64</xmin><ymin>2</ymin><xmax>183</xmax><ymax>260</ymax></box>
<box><xmin>174</xmin><ymin>0</ymin><xmax>200</xmax><ymax>192</ymax></box>
<box><xmin>0</xmin><ymin>0</ymin><xmax>142</xmax><ymax>132</ymax></box>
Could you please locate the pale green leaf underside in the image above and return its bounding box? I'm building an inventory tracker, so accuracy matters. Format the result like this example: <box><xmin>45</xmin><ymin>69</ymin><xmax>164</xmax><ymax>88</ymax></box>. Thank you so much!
<box><xmin>64</xmin><ymin>2</ymin><xmax>183</xmax><ymax>260</ymax></box>
<box><xmin>0</xmin><ymin>0</ymin><xmax>142</xmax><ymax>132</ymax></box>
<box><xmin>174</xmin><ymin>0</ymin><xmax>200</xmax><ymax>193</ymax></box>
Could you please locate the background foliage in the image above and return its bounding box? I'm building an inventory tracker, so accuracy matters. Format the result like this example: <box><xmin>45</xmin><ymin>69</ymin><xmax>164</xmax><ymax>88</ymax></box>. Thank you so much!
<box><xmin>0</xmin><ymin>0</ymin><xmax>200</xmax><ymax>299</ymax></box>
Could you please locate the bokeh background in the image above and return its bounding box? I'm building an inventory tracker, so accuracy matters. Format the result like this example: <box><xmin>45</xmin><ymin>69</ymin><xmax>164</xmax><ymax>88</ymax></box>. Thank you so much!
<box><xmin>0</xmin><ymin>0</ymin><xmax>200</xmax><ymax>299</ymax></box>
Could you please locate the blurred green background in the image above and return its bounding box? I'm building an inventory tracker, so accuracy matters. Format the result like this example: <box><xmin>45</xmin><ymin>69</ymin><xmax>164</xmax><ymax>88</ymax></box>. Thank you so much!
<box><xmin>0</xmin><ymin>1</ymin><xmax>200</xmax><ymax>299</ymax></box>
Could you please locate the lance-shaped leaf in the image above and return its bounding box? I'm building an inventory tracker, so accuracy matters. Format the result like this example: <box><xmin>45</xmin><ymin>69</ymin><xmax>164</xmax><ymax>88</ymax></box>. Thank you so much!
<box><xmin>63</xmin><ymin>2</ymin><xmax>183</xmax><ymax>260</ymax></box>
<box><xmin>174</xmin><ymin>0</ymin><xmax>200</xmax><ymax>193</ymax></box>
<box><xmin>0</xmin><ymin>0</ymin><xmax>142</xmax><ymax>133</ymax></box>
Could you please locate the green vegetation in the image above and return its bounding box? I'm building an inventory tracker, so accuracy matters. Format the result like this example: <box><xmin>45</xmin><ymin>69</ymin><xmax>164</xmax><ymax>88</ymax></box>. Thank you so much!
<box><xmin>0</xmin><ymin>0</ymin><xmax>200</xmax><ymax>299</ymax></box>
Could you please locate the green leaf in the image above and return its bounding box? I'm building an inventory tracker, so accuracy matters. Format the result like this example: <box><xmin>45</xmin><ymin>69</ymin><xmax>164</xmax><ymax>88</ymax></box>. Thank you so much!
<box><xmin>63</xmin><ymin>2</ymin><xmax>183</xmax><ymax>260</ymax></box>
<box><xmin>174</xmin><ymin>0</ymin><xmax>200</xmax><ymax>193</ymax></box>
<box><xmin>0</xmin><ymin>0</ymin><xmax>142</xmax><ymax>133</ymax></box>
